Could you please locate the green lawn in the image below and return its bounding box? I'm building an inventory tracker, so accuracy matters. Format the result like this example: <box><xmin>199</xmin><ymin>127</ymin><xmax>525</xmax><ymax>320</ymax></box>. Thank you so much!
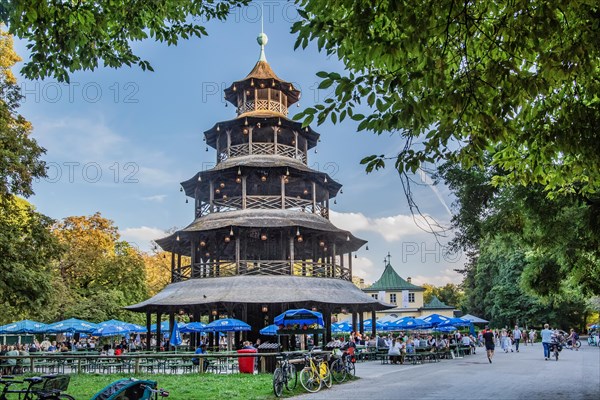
<box><xmin>64</xmin><ymin>373</ymin><xmax>309</xmax><ymax>399</ymax></box>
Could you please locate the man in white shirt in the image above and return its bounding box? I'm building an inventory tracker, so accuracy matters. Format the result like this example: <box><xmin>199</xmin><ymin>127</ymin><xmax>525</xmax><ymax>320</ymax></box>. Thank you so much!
<box><xmin>512</xmin><ymin>325</ymin><xmax>523</xmax><ymax>352</ymax></box>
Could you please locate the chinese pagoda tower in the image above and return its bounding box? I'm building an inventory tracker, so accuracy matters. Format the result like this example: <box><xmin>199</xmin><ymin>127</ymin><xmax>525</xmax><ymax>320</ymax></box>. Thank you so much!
<box><xmin>127</xmin><ymin>33</ymin><xmax>390</xmax><ymax>345</ymax></box>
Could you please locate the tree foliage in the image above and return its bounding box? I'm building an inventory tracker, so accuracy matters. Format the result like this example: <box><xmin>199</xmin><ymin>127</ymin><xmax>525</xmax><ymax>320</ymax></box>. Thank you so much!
<box><xmin>0</xmin><ymin>26</ymin><xmax>46</xmax><ymax>200</ymax></box>
<box><xmin>422</xmin><ymin>283</ymin><xmax>464</xmax><ymax>309</ymax></box>
<box><xmin>50</xmin><ymin>213</ymin><xmax>148</xmax><ymax>323</ymax></box>
<box><xmin>437</xmin><ymin>158</ymin><xmax>599</xmax><ymax>328</ymax></box>
<box><xmin>0</xmin><ymin>0</ymin><xmax>250</xmax><ymax>82</ymax></box>
<box><xmin>0</xmin><ymin>196</ymin><xmax>63</xmax><ymax>323</ymax></box>
<box><xmin>292</xmin><ymin>0</ymin><xmax>600</xmax><ymax>197</ymax></box>
<box><xmin>143</xmin><ymin>249</ymin><xmax>172</xmax><ymax>297</ymax></box>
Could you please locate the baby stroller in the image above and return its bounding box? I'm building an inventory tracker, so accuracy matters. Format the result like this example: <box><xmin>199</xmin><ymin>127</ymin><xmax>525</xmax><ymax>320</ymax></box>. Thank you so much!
<box><xmin>90</xmin><ymin>378</ymin><xmax>169</xmax><ymax>400</ymax></box>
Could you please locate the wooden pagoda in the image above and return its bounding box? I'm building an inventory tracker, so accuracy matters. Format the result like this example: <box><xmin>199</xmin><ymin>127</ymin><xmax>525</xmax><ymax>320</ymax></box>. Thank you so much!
<box><xmin>126</xmin><ymin>33</ymin><xmax>392</xmax><ymax>348</ymax></box>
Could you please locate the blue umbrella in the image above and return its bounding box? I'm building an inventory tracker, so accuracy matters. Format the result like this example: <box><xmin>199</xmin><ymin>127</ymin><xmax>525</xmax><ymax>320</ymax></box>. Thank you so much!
<box><xmin>259</xmin><ymin>324</ymin><xmax>279</xmax><ymax>336</ymax></box>
<box><xmin>421</xmin><ymin>314</ymin><xmax>452</xmax><ymax>327</ymax></box>
<box><xmin>45</xmin><ymin>318</ymin><xmax>99</xmax><ymax>334</ymax></box>
<box><xmin>438</xmin><ymin>317</ymin><xmax>471</xmax><ymax>327</ymax></box>
<box><xmin>204</xmin><ymin>318</ymin><xmax>251</xmax><ymax>332</ymax></box>
<box><xmin>332</xmin><ymin>322</ymin><xmax>352</xmax><ymax>333</ymax></box>
<box><xmin>151</xmin><ymin>321</ymin><xmax>185</xmax><ymax>333</ymax></box>
<box><xmin>274</xmin><ymin>309</ymin><xmax>324</xmax><ymax>327</ymax></box>
<box><xmin>99</xmin><ymin>319</ymin><xmax>146</xmax><ymax>333</ymax></box>
<box><xmin>361</xmin><ymin>319</ymin><xmax>385</xmax><ymax>331</ymax></box>
<box><xmin>169</xmin><ymin>323</ymin><xmax>182</xmax><ymax>347</ymax></box>
<box><xmin>92</xmin><ymin>325</ymin><xmax>130</xmax><ymax>337</ymax></box>
<box><xmin>434</xmin><ymin>325</ymin><xmax>458</xmax><ymax>332</ymax></box>
<box><xmin>181</xmin><ymin>322</ymin><xmax>207</xmax><ymax>333</ymax></box>
<box><xmin>0</xmin><ymin>320</ymin><xmax>48</xmax><ymax>334</ymax></box>
<box><xmin>389</xmin><ymin>317</ymin><xmax>432</xmax><ymax>330</ymax></box>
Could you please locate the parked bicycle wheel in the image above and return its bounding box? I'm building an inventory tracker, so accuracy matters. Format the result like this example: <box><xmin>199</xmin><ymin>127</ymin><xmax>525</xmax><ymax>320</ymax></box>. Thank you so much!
<box><xmin>299</xmin><ymin>368</ymin><xmax>321</xmax><ymax>393</ymax></box>
<box><xmin>574</xmin><ymin>340</ymin><xmax>581</xmax><ymax>348</ymax></box>
<box><xmin>330</xmin><ymin>358</ymin><xmax>347</xmax><ymax>383</ymax></box>
<box><xmin>273</xmin><ymin>368</ymin><xmax>284</xmax><ymax>397</ymax></box>
<box><xmin>319</xmin><ymin>361</ymin><xmax>332</xmax><ymax>389</ymax></box>
<box><xmin>345</xmin><ymin>358</ymin><xmax>356</xmax><ymax>378</ymax></box>
<box><xmin>285</xmin><ymin>363</ymin><xmax>297</xmax><ymax>391</ymax></box>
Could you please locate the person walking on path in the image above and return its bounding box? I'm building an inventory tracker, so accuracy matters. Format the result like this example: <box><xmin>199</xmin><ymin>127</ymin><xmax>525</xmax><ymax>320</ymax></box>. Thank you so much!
<box><xmin>529</xmin><ymin>328</ymin><xmax>536</xmax><ymax>345</ymax></box>
<box><xmin>482</xmin><ymin>326</ymin><xmax>495</xmax><ymax>363</ymax></box>
<box><xmin>512</xmin><ymin>325</ymin><xmax>522</xmax><ymax>352</ymax></box>
<box><xmin>567</xmin><ymin>328</ymin><xmax>579</xmax><ymax>351</ymax></box>
<box><xmin>541</xmin><ymin>324</ymin><xmax>554</xmax><ymax>360</ymax></box>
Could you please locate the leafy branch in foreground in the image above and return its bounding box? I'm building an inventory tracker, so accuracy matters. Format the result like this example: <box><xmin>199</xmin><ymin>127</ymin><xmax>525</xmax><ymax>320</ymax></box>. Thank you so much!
<box><xmin>292</xmin><ymin>0</ymin><xmax>600</xmax><ymax>197</ymax></box>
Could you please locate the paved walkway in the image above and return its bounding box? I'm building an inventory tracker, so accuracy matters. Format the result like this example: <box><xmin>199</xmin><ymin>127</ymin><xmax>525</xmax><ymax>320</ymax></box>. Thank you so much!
<box><xmin>297</xmin><ymin>343</ymin><xmax>600</xmax><ymax>399</ymax></box>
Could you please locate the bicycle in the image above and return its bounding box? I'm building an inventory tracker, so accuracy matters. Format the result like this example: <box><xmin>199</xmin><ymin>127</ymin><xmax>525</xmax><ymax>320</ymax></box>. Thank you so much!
<box><xmin>330</xmin><ymin>353</ymin><xmax>355</xmax><ymax>383</ymax></box>
<box><xmin>0</xmin><ymin>374</ymin><xmax>75</xmax><ymax>400</ymax></box>
<box><xmin>273</xmin><ymin>353</ymin><xmax>298</xmax><ymax>397</ymax></box>
<box><xmin>299</xmin><ymin>353</ymin><xmax>331</xmax><ymax>393</ymax></box>
<box><xmin>549</xmin><ymin>339</ymin><xmax>562</xmax><ymax>361</ymax></box>
<box><xmin>565</xmin><ymin>339</ymin><xmax>581</xmax><ymax>350</ymax></box>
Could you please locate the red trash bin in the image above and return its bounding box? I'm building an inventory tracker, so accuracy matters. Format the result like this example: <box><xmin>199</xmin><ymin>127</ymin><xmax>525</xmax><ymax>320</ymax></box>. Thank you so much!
<box><xmin>237</xmin><ymin>348</ymin><xmax>257</xmax><ymax>373</ymax></box>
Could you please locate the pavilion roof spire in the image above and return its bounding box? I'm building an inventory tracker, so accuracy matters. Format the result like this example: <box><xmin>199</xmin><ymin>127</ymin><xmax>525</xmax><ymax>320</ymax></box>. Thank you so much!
<box><xmin>257</xmin><ymin>3</ymin><xmax>268</xmax><ymax>62</ymax></box>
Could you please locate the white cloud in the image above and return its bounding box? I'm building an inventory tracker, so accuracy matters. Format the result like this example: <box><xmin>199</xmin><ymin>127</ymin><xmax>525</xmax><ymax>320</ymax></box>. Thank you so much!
<box><xmin>411</xmin><ymin>268</ymin><xmax>463</xmax><ymax>287</ymax></box>
<box><xmin>330</xmin><ymin>210</ymin><xmax>445</xmax><ymax>242</ymax></box>
<box><xmin>120</xmin><ymin>226</ymin><xmax>167</xmax><ymax>251</ymax></box>
<box><xmin>351</xmin><ymin>256</ymin><xmax>378</xmax><ymax>284</ymax></box>
<box><xmin>142</xmin><ymin>194</ymin><xmax>168</xmax><ymax>203</ymax></box>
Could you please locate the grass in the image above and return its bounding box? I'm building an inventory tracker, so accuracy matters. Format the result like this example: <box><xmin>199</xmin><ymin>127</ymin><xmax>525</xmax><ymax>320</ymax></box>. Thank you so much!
<box><xmin>65</xmin><ymin>373</ymin><xmax>277</xmax><ymax>399</ymax></box>
<box><xmin>56</xmin><ymin>371</ymin><xmax>358</xmax><ymax>399</ymax></box>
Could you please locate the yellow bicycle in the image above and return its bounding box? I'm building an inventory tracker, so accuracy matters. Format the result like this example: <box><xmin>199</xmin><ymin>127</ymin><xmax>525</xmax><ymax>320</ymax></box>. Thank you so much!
<box><xmin>299</xmin><ymin>352</ymin><xmax>331</xmax><ymax>393</ymax></box>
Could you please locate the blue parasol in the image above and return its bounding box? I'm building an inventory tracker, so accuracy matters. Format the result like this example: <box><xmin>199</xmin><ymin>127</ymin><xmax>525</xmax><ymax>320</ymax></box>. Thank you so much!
<box><xmin>259</xmin><ymin>324</ymin><xmax>279</xmax><ymax>336</ymax></box>
<box><xmin>0</xmin><ymin>320</ymin><xmax>48</xmax><ymax>334</ymax></box>
<box><xmin>151</xmin><ymin>321</ymin><xmax>185</xmax><ymax>333</ymax></box>
<box><xmin>421</xmin><ymin>314</ymin><xmax>452</xmax><ymax>327</ymax></box>
<box><xmin>92</xmin><ymin>325</ymin><xmax>130</xmax><ymax>337</ymax></box>
<box><xmin>204</xmin><ymin>318</ymin><xmax>251</xmax><ymax>332</ymax></box>
<box><xmin>181</xmin><ymin>322</ymin><xmax>207</xmax><ymax>333</ymax></box>
<box><xmin>274</xmin><ymin>309</ymin><xmax>324</xmax><ymax>327</ymax></box>
<box><xmin>438</xmin><ymin>317</ymin><xmax>471</xmax><ymax>327</ymax></box>
<box><xmin>45</xmin><ymin>318</ymin><xmax>99</xmax><ymax>334</ymax></box>
<box><xmin>99</xmin><ymin>319</ymin><xmax>146</xmax><ymax>333</ymax></box>
<box><xmin>388</xmin><ymin>317</ymin><xmax>432</xmax><ymax>330</ymax></box>
<box><xmin>169</xmin><ymin>323</ymin><xmax>182</xmax><ymax>347</ymax></box>
<box><xmin>332</xmin><ymin>322</ymin><xmax>352</xmax><ymax>333</ymax></box>
<box><xmin>433</xmin><ymin>325</ymin><xmax>458</xmax><ymax>332</ymax></box>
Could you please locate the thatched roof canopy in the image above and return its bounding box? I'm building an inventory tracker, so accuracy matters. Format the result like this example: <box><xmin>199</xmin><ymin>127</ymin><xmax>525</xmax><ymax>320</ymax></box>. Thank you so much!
<box><xmin>125</xmin><ymin>275</ymin><xmax>393</xmax><ymax>313</ymax></box>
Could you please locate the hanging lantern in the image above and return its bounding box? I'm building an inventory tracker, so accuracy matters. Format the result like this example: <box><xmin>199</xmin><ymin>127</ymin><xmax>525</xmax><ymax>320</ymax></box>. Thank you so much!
<box><xmin>259</xmin><ymin>82</ymin><xmax>265</xmax><ymax>88</ymax></box>
<box><xmin>222</xmin><ymin>194</ymin><xmax>228</xmax><ymax>200</ymax></box>
<box><xmin>257</xmin><ymin>122</ymin><xmax>261</xmax><ymax>128</ymax></box>
<box><xmin>185</xmin><ymin>198</ymin><xmax>188</xmax><ymax>204</ymax></box>
<box><xmin>324</xmin><ymin>247</ymin><xmax>328</xmax><ymax>252</ymax></box>
<box><xmin>243</xmin><ymin>128</ymin><xmax>249</xmax><ymax>135</ymax></box>
<box><xmin>224</xmin><ymin>236</ymin><xmax>231</xmax><ymax>243</ymax></box>
<box><xmin>324</xmin><ymin>176</ymin><xmax>328</xmax><ymax>183</ymax></box>
<box><xmin>244</xmin><ymin>118</ymin><xmax>248</xmax><ymax>126</ymax></box>
<box><xmin>272</xmin><ymin>79</ymin><xmax>275</xmax><ymax>87</ymax></box>
<box><xmin>354</xmin><ymin>254</ymin><xmax>357</xmax><ymax>259</ymax></box>
<box><xmin>261</xmin><ymin>233</ymin><xmax>268</xmax><ymax>241</ymax></box>
<box><xmin>340</xmin><ymin>189</ymin><xmax>343</xmax><ymax>194</ymax></box>
<box><xmin>261</xmin><ymin>305</ymin><xmax>268</xmax><ymax>313</ymax></box>
<box><xmin>285</xmin><ymin>168</ymin><xmax>290</xmax><ymax>176</ymax></box>
<box><xmin>233</xmin><ymin>85</ymin><xmax>237</xmax><ymax>91</ymax></box>
<box><xmin>216</xmin><ymin>125</ymin><xmax>220</xmax><ymax>131</ymax></box>
<box><xmin>346</xmin><ymin>234</ymin><xmax>350</xmax><ymax>241</ymax></box>
<box><xmin>176</xmin><ymin>234</ymin><xmax>180</xmax><ymax>241</ymax></box>
<box><xmin>278</xmin><ymin>118</ymin><xmax>282</xmax><ymax>126</ymax></box>
<box><xmin>297</xmin><ymin>235</ymin><xmax>303</xmax><ymax>243</ymax></box>
<box><xmin>261</xmin><ymin>175</ymin><xmax>267</xmax><ymax>182</ymax></box>
<box><xmin>197</xmin><ymin>175</ymin><xmax>202</xmax><ymax>182</ymax></box>
<box><xmin>220</xmin><ymin>182</ymin><xmax>225</xmax><ymax>188</ymax></box>
<box><xmin>334</xmin><ymin>199</ymin><xmax>337</xmax><ymax>204</ymax></box>
<box><xmin>235</xmin><ymin>177</ymin><xmax>242</xmax><ymax>184</ymax></box>
<box><xmin>211</xmin><ymin>309</ymin><xmax>218</xmax><ymax>316</ymax></box>
<box><xmin>296</xmin><ymin>227</ymin><xmax>300</xmax><ymax>236</ymax></box>
<box><xmin>303</xmin><ymin>189</ymin><xmax>308</xmax><ymax>195</ymax></box>
<box><xmin>250</xmin><ymin>79</ymin><xmax>254</xmax><ymax>86</ymax></box>
<box><xmin>200</xmin><ymin>240</ymin><xmax>206</xmax><ymax>247</ymax></box>
<box><xmin>230</xmin><ymin>227</ymin><xmax>234</xmax><ymax>236</ymax></box>
<box><xmin>366</xmin><ymin>245</ymin><xmax>369</xmax><ymax>251</ymax></box>
<box><xmin>215</xmin><ymin>188</ymin><xmax>221</xmax><ymax>194</ymax></box>
<box><xmin>180</xmin><ymin>187</ymin><xmax>183</xmax><ymax>192</ymax></box>
<box><xmin>319</xmin><ymin>240</ymin><xmax>325</xmax><ymax>247</ymax></box>
<box><xmin>237</xmin><ymin>167</ymin><xmax>242</xmax><ymax>175</ymax></box>
<box><xmin>205</xmin><ymin>252</ymin><xmax>210</xmax><ymax>257</ymax></box>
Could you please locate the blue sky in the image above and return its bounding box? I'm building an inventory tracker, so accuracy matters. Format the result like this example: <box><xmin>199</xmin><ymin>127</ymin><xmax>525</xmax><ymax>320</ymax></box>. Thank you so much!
<box><xmin>13</xmin><ymin>2</ymin><xmax>464</xmax><ymax>286</ymax></box>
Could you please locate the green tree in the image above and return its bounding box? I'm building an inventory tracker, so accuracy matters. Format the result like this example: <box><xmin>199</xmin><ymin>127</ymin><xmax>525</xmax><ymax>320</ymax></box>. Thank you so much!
<box><xmin>292</xmin><ymin>0</ymin><xmax>600</xmax><ymax>197</ymax></box>
<box><xmin>1</xmin><ymin>0</ymin><xmax>250</xmax><ymax>82</ymax></box>
<box><xmin>51</xmin><ymin>213</ymin><xmax>148</xmax><ymax>323</ymax></box>
<box><xmin>422</xmin><ymin>283</ymin><xmax>464</xmax><ymax>309</ymax></box>
<box><xmin>0</xmin><ymin>196</ymin><xmax>63</xmax><ymax>323</ymax></box>
<box><xmin>0</xmin><ymin>26</ymin><xmax>46</xmax><ymax>200</ymax></box>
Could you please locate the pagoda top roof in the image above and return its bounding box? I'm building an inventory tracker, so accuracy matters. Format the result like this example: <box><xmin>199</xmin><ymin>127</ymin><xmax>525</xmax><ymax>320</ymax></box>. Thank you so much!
<box><xmin>224</xmin><ymin>32</ymin><xmax>301</xmax><ymax>106</ymax></box>
<box><xmin>363</xmin><ymin>263</ymin><xmax>424</xmax><ymax>292</ymax></box>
